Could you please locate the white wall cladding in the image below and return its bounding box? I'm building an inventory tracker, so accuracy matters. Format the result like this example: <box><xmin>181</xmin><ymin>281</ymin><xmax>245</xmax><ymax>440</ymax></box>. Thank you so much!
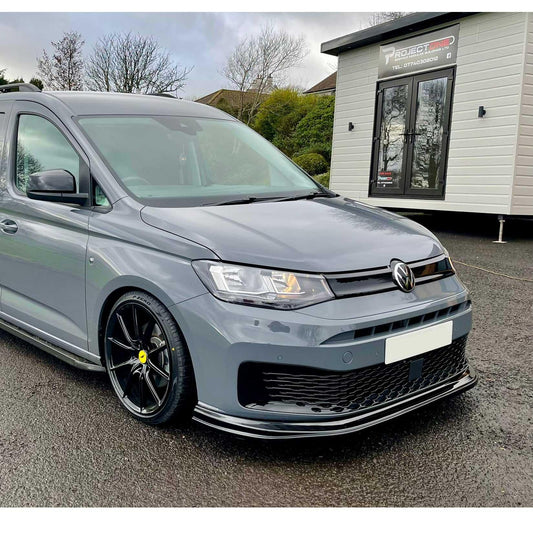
<box><xmin>330</xmin><ymin>47</ymin><xmax>377</xmax><ymax>199</ymax></box>
<box><xmin>512</xmin><ymin>12</ymin><xmax>533</xmax><ymax>215</ymax></box>
<box><xmin>330</xmin><ymin>12</ymin><xmax>531</xmax><ymax>215</ymax></box>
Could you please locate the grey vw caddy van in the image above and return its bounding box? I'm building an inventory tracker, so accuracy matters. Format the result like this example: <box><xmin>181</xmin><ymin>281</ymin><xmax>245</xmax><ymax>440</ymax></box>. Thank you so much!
<box><xmin>0</xmin><ymin>84</ymin><xmax>476</xmax><ymax>438</ymax></box>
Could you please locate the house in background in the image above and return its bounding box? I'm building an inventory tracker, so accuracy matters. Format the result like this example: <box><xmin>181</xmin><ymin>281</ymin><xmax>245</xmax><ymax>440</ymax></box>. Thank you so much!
<box><xmin>196</xmin><ymin>76</ymin><xmax>275</xmax><ymax>118</ymax></box>
<box><xmin>323</xmin><ymin>11</ymin><xmax>533</xmax><ymax>223</ymax></box>
<box><xmin>304</xmin><ymin>72</ymin><xmax>337</xmax><ymax>96</ymax></box>
<box><xmin>196</xmin><ymin>88</ymin><xmax>258</xmax><ymax>109</ymax></box>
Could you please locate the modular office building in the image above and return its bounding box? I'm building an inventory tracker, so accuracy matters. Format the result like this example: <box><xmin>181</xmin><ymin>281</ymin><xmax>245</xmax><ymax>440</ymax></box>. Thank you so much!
<box><xmin>323</xmin><ymin>12</ymin><xmax>533</xmax><ymax>218</ymax></box>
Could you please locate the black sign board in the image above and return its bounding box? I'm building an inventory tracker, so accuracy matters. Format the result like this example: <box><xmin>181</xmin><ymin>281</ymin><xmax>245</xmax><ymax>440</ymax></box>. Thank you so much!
<box><xmin>378</xmin><ymin>25</ymin><xmax>459</xmax><ymax>79</ymax></box>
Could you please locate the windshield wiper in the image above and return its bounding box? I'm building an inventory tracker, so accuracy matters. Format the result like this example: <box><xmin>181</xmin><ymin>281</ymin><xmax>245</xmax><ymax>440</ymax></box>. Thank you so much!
<box><xmin>274</xmin><ymin>191</ymin><xmax>338</xmax><ymax>202</ymax></box>
<box><xmin>202</xmin><ymin>196</ymin><xmax>285</xmax><ymax>207</ymax></box>
<box><xmin>202</xmin><ymin>191</ymin><xmax>337</xmax><ymax>206</ymax></box>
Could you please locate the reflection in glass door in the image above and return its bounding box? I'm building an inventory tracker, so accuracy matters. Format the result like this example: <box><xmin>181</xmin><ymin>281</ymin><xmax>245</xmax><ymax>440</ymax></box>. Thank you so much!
<box><xmin>371</xmin><ymin>68</ymin><xmax>454</xmax><ymax>199</ymax></box>
<box><xmin>376</xmin><ymin>84</ymin><xmax>408</xmax><ymax>192</ymax></box>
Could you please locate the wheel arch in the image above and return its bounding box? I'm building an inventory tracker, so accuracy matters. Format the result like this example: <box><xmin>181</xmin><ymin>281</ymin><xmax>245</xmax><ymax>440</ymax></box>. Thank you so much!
<box><xmin>93</xmin><ymin>276</ymin><xmax>181</xmax><ymax>365</ymax></box>
<box><xmin>101</xmin><ymin>286</ymin><xmax>198</xmax><ymax>423</ymax></box>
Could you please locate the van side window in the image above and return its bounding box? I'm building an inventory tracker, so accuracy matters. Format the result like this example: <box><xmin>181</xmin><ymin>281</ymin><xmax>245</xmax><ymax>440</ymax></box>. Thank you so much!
<box><xmin>16</xmin><ymin>114</ymin><xmax>81</xmax><ymax>194</ymax></box>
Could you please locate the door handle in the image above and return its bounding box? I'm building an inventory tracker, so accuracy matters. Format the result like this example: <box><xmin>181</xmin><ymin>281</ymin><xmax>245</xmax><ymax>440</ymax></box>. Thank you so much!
<box><xmin>0</xmin><ymin>219</ymin><xmax>18</xmax><ymax>234</ymax></box>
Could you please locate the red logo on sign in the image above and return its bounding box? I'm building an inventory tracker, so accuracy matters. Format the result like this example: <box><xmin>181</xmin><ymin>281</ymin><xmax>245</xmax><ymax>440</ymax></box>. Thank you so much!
<box><xmin>429</xmin><ymin>38</ymin><xmax>451</xmax><ymax>51</ymax></box>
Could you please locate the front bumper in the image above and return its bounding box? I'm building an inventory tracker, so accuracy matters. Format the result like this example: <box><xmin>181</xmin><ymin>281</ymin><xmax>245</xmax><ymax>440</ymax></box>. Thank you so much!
<box><xmin>170</xmin><ymin>274</ymin><xmax>476</xmax><ymax>438</ymax></box>
<box><xmin>193</xmin><ymin>369</ymin><xmax>477</xmax><ymax>439</ymax></box>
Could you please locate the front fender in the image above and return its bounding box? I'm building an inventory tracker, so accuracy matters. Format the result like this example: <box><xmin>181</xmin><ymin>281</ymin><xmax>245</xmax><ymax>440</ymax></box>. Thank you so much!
<box><xmin>86</xmin><ymin>201</ymin><xmax>212</xmax><ymax>357</ymax></box>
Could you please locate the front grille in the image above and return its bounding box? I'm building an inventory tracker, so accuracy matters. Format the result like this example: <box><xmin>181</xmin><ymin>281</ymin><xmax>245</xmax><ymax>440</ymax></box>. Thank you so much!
<box><xmin>238</xmin><ymin>335</ymin><xmax>468</xmax><ymax>415</ymax></box>
<box><xmin>322</xmin><ymin>300</ymin><xmax>470</xmax><ymax>344</ymax></box>
<box><xmin>325</xmin><ymin>254</ymin><xmax>455</xmax><ymax>298</ymax></box>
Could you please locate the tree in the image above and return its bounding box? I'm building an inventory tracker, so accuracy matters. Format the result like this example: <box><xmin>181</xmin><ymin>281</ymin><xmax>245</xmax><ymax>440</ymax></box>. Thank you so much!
<box><xmin>16</xmin><ymin>144</ymin><xmax>43</xmax><ymax>191</ymax></box>
<box><xmin>30</xmin><ymin>77</ymin><xmax>44</xmax><ymax>90</ymax></box>
<box><xmin>0</xmin><ymin>70</ymin><xmax>42</xmax><ymax>89</ymax></box>
<box><xmin>367</xmin><ymin>12</ymin><xmax>407</xmax><ymax>27</ymax></box>
<box><xmin>222</xmin><ymin>24</ymin><xmax>308</xmax><ymax>124</ymax></box>
<box><xmin>37</xmin><ymin>31</ymin><xmax>85</xmax><ymax>90</ymax></box>
<box><xmin>253</xmin><ymin>88</ymin><xmax>316</xmax><ymax>156</ymax></box>
<box><xmin>86</xmin><ymin>32</ymin><xmax>192</xmax><ymax>94</ymax></box>
<box><xmin>292</xmin><ymin>152</ymin><xmax>328</xmax><ymax>176</ymax></box>
<box><xmin>293</xmin><ymin>95</ymin><xmax>335</xmax><ymax>162</ymax></box>
<box><xmin>85</xmin><ymin>34</ymin><xmax>113</xmax><ymax>92</ymax></box>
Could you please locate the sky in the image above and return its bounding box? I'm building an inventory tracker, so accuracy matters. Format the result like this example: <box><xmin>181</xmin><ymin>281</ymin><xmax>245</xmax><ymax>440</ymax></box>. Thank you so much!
<box><xmin>0</xmin><ymin>12</ymin><xmax>372</xmax><ymax>99</ymax></box>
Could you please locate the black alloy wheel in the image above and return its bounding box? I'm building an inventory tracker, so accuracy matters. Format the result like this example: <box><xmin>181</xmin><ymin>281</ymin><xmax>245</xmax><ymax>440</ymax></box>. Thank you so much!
<box><xmin>104</xmin><ymin>291</ymin><xmax>196</xmax><ymax>425</ymax></box>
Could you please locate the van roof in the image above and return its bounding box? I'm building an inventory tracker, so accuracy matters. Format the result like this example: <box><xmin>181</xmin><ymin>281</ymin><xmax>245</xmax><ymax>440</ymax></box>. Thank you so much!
<box><xmin>0</xmin><ymin>90</ymin><xmax>232</xmax><ymax>120</ymax></box>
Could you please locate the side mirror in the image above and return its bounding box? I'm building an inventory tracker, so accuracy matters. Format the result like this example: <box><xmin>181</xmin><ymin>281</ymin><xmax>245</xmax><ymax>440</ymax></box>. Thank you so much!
<box><xmin>27</xmin><ymin>170</ymin><xmax>89</xmax><ymax>205</ymax></box>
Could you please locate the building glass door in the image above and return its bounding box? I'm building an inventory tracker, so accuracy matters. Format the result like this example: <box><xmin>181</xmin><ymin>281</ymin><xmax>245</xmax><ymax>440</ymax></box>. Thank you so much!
<box><xmin>370</xmin><ymin>68</ymin><xmax>454</xmax><ymax>199</ymax></box>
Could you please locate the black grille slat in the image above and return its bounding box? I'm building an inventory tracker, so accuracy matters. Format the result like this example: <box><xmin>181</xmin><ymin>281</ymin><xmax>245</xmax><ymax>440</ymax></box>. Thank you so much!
<box><xmin>239</xmin><ymin>336</ymin><xmax>469</xmax><ymax>414</ymax></box>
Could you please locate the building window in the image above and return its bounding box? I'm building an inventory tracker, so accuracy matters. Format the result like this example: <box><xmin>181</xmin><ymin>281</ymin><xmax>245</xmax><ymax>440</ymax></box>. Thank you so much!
<box><xmin>370</xmin><ymin>68</ymin><xmax>455</xmax><ymax>199</ymax></box>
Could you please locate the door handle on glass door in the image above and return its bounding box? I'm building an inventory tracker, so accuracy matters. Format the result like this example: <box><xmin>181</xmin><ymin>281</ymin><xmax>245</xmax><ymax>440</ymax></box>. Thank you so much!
<box><xmin>0</xmin><ymin>219</ymin><xmax>18</xmax><ymax>234</ymax></box>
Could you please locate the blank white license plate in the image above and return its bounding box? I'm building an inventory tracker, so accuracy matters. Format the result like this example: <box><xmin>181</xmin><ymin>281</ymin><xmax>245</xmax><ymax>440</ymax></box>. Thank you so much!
<box><xmin>385</xmin><ymin>321</ymin><xmax>453</xmax><ymax>365</ymax></box>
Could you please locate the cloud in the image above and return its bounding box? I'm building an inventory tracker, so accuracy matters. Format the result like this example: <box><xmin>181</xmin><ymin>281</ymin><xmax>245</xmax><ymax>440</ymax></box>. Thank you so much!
<box><xmin>0</xmin><ymin>12</ymin><xmax>370</xmax><ymax>97</ymax></box>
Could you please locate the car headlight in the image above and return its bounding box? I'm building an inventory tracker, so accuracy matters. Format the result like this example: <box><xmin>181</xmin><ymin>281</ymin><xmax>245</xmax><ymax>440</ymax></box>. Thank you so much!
<box><xmin>192</xmin><ymin>260</ymin><xmax>334</xmax><ymax>310</ymax></box>
<box><xmin>441</xmin><ymin>247</ymin><xmax>456</xmax><ymax>273</ymax></box>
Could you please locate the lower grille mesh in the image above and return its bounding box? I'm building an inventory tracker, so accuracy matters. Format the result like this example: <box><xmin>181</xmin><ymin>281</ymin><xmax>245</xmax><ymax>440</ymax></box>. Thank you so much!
<box><xmin>238</xmin><ymin>335</ymin><xmax>468</xmax><ymax>414</ymax></box>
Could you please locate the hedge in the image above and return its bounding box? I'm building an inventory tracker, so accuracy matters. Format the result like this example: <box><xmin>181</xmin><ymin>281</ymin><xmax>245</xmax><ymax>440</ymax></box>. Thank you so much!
<box><xmin>292</xmin><ymin>153</ymin><xmax>329</xmax><ymax>176</ymax></box>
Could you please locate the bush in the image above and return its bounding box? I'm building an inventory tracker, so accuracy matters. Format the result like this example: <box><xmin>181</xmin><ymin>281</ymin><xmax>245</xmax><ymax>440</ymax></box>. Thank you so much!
<box><xmin>293</xmin><ymin>95</ymin><xmax>335</xmax><ymax>159</ymax></box>
<box><xmin>313</xmin><ymin>172</ymin><xmax>330</xmax><ymax>188</ymax></box>
<box><xmin>253</xmin><ymin>89</ymin><xmax>317</xmax><ymax>156</ymax></box>
<box><xmin>292</xmin><ymin>142</ymin><xmax>331</xmax><ymax>162</ymax></box>
<box><xmin>272</xmin><ymin>133</ymin><xmax>298</xmax><ymax>158</ymax></box>
<box><xmin>251</xmin><ymin>90</ymin><xmax>335</xmax><ymax>164</ymax></box>
<box><xmin>292</xmin><ymin>153</ymin><xmax>328</xmax><ymax>176</ymax></box>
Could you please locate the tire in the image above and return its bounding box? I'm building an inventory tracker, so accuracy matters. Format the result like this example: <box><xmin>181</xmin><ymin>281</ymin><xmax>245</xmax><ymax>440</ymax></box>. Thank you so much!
<box><xmin>103</xmin><ymin>290</ymin><xmax>196</xmax><ymax>426</ymax></box>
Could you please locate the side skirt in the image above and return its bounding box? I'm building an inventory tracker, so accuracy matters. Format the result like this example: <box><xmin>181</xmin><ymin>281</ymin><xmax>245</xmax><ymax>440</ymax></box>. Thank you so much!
<box><xmin>0</xmin><ymin>317</ymin><xmax>105</xmax><ymax>372</ymax></box>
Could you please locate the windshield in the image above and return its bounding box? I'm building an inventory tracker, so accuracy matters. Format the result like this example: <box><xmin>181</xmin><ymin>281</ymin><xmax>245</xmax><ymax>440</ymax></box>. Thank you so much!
<box><xmin>77</xmin><ymin>115</ymin><xmax>321</xmax><ymax>207</ymax></box>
